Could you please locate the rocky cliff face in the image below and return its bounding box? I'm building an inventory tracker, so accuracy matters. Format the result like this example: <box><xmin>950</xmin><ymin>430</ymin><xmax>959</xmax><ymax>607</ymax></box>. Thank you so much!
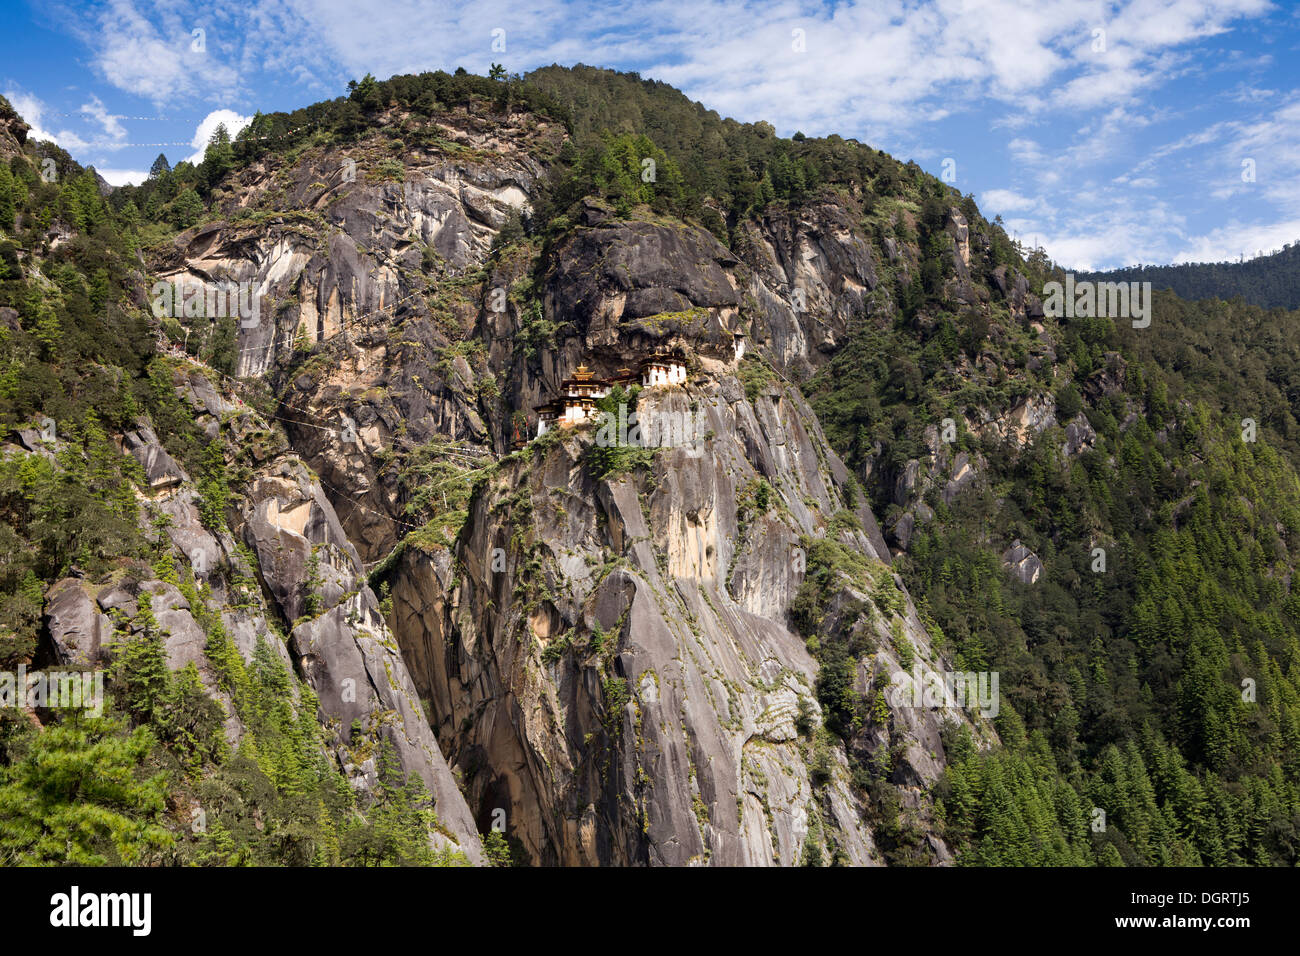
<box><xmin>29</xmin><ymin>363</ymin><xmax>484</xmax><ymax>863</ymax></box>
<box><xmin>139</xmin><ymin>100</ymin><xmax>1000</xmax><ymax>865</ymax></box>
<box><xmin>149</xmin><ymin>106</ymin><xmax>560</xmax><ymax>561</ymax></box>
<box><xmin>385</xmin><ymin>366</ymin><xmax>986</xmax><ymax>864</ymax></box>
<box><xmin>733</xmin><ymin>200</ymin><xmax>880</xmax><ymax>375</ymax></box>
<box><xmin>0</xmin><ymin>96</ymin><xmax>29</xmax><ymax>163</ymax></box>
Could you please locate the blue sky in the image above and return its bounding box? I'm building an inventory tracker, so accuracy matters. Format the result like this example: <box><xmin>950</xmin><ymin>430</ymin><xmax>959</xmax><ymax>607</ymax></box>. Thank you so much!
<box><xmin>2</xmin><ymin>0</ymin><xmax>1298</xmax><ymax>270</ymax></box>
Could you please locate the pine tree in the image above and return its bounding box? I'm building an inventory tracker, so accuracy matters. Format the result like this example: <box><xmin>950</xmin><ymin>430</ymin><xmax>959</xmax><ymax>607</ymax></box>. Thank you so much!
<box><xmin>170</xmin><ymin>187</ymin><xmax>203</xmax><ymax>228</ymax></box>
<box><xmin>0</xmin><ymin>715</ymin><xmax>173</xmax><ymax>865</ymax></box>
<box><xmin>482</xmin><ymin>830</ymin><xmax>513</xmax><ymax>865</ymax></box>
<box><xmin>0</xmin><ymin>163</ymin><xmax>15</xmax><ymax>231</ymax></box>
<box><xmin>110</xmin><ymin>591</ymin><xmax>171</xmax><ymax>726</ymax></box>
<box><xmin>202</xmin><ymin>124</ymin><xmax>234</xmax><ymax>192</ymax></box>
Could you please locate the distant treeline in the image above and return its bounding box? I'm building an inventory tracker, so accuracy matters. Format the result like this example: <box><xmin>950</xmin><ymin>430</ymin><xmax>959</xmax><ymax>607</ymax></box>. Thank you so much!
<box><xmin>1082</xmin><ymin>242</ymin><xmax>1300</xmax><ymax>310</ymax></box>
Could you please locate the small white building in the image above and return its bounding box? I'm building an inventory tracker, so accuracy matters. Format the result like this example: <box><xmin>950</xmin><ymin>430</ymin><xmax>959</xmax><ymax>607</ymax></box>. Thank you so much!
<box><xmin>561</xmin><ymin>397</ymin><xmax>600</xmax><ymax>425</ymax></box>
<box><xmin>641</xmin><ymin>355</ymin><xmax>686</xmax><ymax>387</ymax></box>
<box><xmin>536</xmin><ymin>402</ymin><xmax>562</xmax><ymax>437</ymax></box>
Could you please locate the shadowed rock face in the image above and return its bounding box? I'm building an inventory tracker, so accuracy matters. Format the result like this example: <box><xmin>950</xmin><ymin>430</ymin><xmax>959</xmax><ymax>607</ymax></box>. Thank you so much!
<box><xmin>240</xmin><ymin>460</ymin><xmax>359</xmax><ymax>623</ymax></box>
<box><xmin>1002</xmin><ymin>540</ymin><xmax>1044</xmax><ymax>586</ymax></box>
<box><xmin>290</xmin><ymin>588</ymin><xmax>484</xmax><ymax>863</ymax></box>
<box><xmin>219</xmin><ymin>421</ymin><xmax>485</xmax><ymax>863</ymax></box>
<box><xmin>546</xmin><ymin>218</ymin><xmax>741</xmax><ymax>358</ymax></box>
<box><xmin>44</xmin><ymin>578</ymin><xmax>114</xmax><ymax>668</ymax></box>
<box><xmin>0</xmin><ymin>97</ymin><xmax>28</xmax><ymax>162</ymax></box>
<box><xmin>386</xmin><ymin>374</ymin><xmax>984</xmax><ymax>866</ymax></box>
<box><xmin>733</xmin><ymin>201</ymin><xmax>880</xmax><ymax>377</ymax></box>
<box><xmin>123</xmin><ymin>421</ymin><xmax>187</xmax><ymax>491</ymax></box>
<box><xmin>148</xmin><ymin>109</ymin><xmax>556</xmax><ymax>562</ymax></box>
<box><xmin>36</xmin><ymin>362</ymin><xmax>485</xmax><ymax>862</ymax></box>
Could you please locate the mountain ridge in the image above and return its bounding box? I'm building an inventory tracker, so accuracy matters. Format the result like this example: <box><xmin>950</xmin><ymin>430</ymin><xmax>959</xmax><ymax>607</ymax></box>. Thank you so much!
<box><xmin>1080</xmin><ymin>242</ymin><xmax>1300</xmax><ymax>311</ymax></box>
<box><xmin>2</xmin><ymin>66</ymin><xmax>1300</xmax><ymax>866</ymax></box>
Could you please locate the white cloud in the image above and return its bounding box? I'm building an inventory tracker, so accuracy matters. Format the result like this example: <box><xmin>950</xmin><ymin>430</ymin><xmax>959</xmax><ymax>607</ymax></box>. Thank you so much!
<box><xmin>80</xmin><ymin>0</ymin><xmax>240</xmax><ymax>104</ymax></box>
<box><xmin>185</xmin><ymin>108</ymin><xmax>253</xmax><ymax>164</ymax></box>
<box><xmin>94</xmin><ymin>167</ymin><xmax>150</xmax><ymax>186</ymax></box>
<box><xmin>5</xmin><ymin>88</ymin><xmax>136</xmax><ymax>151</ymax></box>
<box><xmin>1230</xmin><ymin>83</ymin><xmax>1276</xmax><ymax>102</ymax></box>
<box><xmin>1169</xmin><ymin>218</ymin><xmax>1300</xmax><ymax>263</ymax></box>
<box><xmin>980</xmin><ymin>189</ymin><xmax>1043</xmax><ymax>215</ymax></box>
<box><xmin>59</xmin><ymin>0</ymin><xmax>1272</xmax><ymax>137</ymax></box>
<box><xmin>28</xmin><ymin>0</ymin><xmax>1289</xmax><ymax>270</ymax></box>
<box><xmin>3</xmin><ymin>89</ymin><xmax>57</xmax><ymax>143</ymax></box>
<box><xmin>79</xmin><ymin>94</ymin><xmax>127</xmax><ymax>143</ymax></box>
<box><xmin>1007</xmin><ymin>137</ymin><xmax>1051</xmax><ymax>168</ymax></box>
<box><xmin>4</xmin><ymin>89</ymin><xmax>94</xmax><ymax>151</ymax></box>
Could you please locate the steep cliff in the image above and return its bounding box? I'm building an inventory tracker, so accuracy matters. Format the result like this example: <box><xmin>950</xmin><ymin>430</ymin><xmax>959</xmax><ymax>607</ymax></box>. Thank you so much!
<box><xmin>386</xmin><ymin>363</ymin><xmax>991</xmax><ymax>864</ymax></box>
<box><xmin>128</xmin><ymin>89</ymin><xmax>1011</xmax><ymax>865</ymax></box>
<box><xmin>0</xmin><ymin>95</ymin><xmax>29</xmax><ymax>163</ymax></box>
<box><xmin>148</xmin><ymin>105</ymin><xmax>561</xmax><ymax>560</ymax></box>
<box><xmin>21</xmin><ymin>360</ymin><xmax>484</xmax><ymax>863</ymax></box>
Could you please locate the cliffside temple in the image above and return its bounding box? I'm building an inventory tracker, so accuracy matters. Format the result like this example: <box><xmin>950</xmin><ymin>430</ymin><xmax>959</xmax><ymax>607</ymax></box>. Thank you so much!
<box><xmin>534</xmin><ymin>353</ymin><xmax>688</xmax><ymax>437</ymax></box>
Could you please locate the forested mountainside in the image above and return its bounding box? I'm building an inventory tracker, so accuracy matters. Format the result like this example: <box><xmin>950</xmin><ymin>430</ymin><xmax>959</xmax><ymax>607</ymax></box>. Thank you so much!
<box><xmin>1</xmin><ymin>65</ymin><xmax>1299</xmax><ymax>867</ymax></box>
<box><xmin>1081</xmin><ymin>242</ymin><xmax>1300</xmax><ymax>311</ymax></box>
